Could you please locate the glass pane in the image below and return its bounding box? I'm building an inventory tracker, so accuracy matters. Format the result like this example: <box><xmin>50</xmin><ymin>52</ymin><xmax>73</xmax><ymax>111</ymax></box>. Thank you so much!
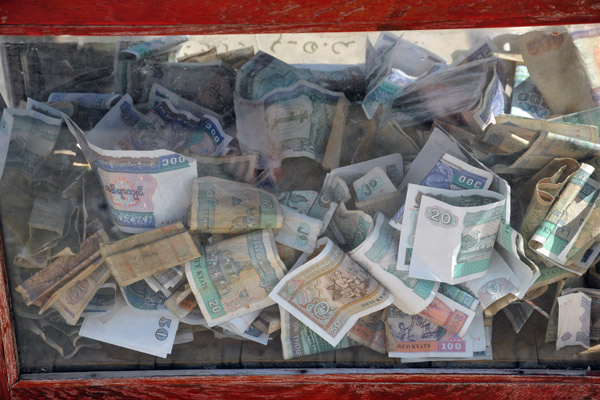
<box><xmin>1</xmin><ymin>27</ymin><xmax>600</xmax><ymax>374</ymax></box>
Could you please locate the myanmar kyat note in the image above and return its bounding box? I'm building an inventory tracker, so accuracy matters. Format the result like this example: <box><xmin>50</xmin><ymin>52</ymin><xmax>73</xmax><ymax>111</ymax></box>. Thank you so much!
<box><xmin>16</xmin><ymin>229</ymin><xmax>109</xmax><ymax>306</ymax></box>
<box><xmin>390</xmin><ymin>126</ymin><xmax>485</xmax><ymax>229</ymax></box>
<box><xmin>279</xmin><ymin>308</ymin><xmax>356</xmax><ymax>360</ymax></box>
<box><xmin>346</xmin><ymin>309</ymin><xmax>388</xmax><ymax>354</ymax></box>
<box><xmin>190</xmin><ymin>154</ymin><xmax>257</xmax><ymax>184</ymax></box>
<box><xmin>277</xmin><ymin>190</ymin><xmax>337</xmax><ymax>232</ymax></box>
<box><xmin>500</xmin><ymin>129</ymin><xmax>600</xmax><ymax>173</ymax></box>
<box><xmin>101</xmin><ymin>222</ymin><xmax>201</xmax><ymax>287</ymax></box>
<box><xmin>463</xmin><ymin>249</ymin><xmax>535</xmax><ymax>310</ymax></box>
<box><xmin>0</xmin><ymin>108</ymin><xmax>62</xmax><ymax>181</ymax></box>
<box><xmin>234</xmin><ymin>80</ymin><xmax>349</xmax><ymax>170</ymax></box>
<box><xmin>520</xmin><ymin>28</ymin><xmax>596</xmax><ymax>115</ymax></box>
<box><xmin>409</xmin><ymin>188</ymin><xmax>505</xmax><ymax>284</ymax></box>
<box><xmin>274</xmin><ymin>205</ymin><xmax>322</xmax><ymax>253</ymax></box>
<box><xmin>530</xmin><ymin>164</ymin><xmax>600</xmax><ymax>266</ymax></box>
<box><xmin>63</xmin><ymin>113</ymin><xmax>198</xmax><ymax>234</ymax></box>
<box><xmin>270</xmin><ymin>237</ymin><xmax>393</xmax><ymax>346</ymax></box>
<box><xmin>330</xmin><ymin>202</ymin><xmax>373</xmax><ymax>249</ymax></box>
<box><xmin>391</xmin><ymin>153</ymin><xmax>494</xmax><ymax>230</ymax></box>
<box><xmin>386</xmin><ymin>305</ymin><xmax>473</xmax><ymax>358</ymax></box>
<box><xmin>185</xmin><ymin>229</ymin><xmax>286</xmax><ymax>327</ymax></box>
<box><xmin>80</xmin><ymin>305</ymin><xmax>180</xmax><ymax>358</ymax></box>
<box><xmin>353</xmin><ymin>167</ymin><xmax>397</xmax><ymax>203</ymax></box>
<box><xmin>417</xmin><ymin>292</ymin><xmax>476</xmax><ymax>337</ymax></box>
<box><xmin>349</xmin><ymin>212</ymin><xmax>439</xmax><ymax>315</ymax></box>
<box><xmin>52</xmin><ymin>262</ymin><xmax>111</xmax><ymax>325</ymax></box>
<box><xmin>148</xmin><ymin>83</ymin><xmax>224</xmax><ymax>123</ymax></box>
<box><xmin>48</xmin><ymin>93</ymin><xmax>121</xmax><ymax>110</ymax></box>
<box><xmin>235</xmin><ymin>51</ymin><xmax>324</xmax><ymax>101</ymax></box>
<box><xmin>518</xmin><ymin>158</ymin><xmax>580</xmax><ymax>242</ymax></box>
<box><xmin>323</xmin><ymin>153</ymin><xmax>404</xmax><ymax>190</ymax></box>
<box><xmin>398</xmin><ymin>185</ymin><xmax>501</xmax><ymax>272</ymax></box>
<box><xmin>189</xmin><ymin>177</ymin><xmax>283</xmax><ymax>234</ymax></box>
<box><xmin>87</xmin><ymin>95</ymin><xmax>232</xmax><ymax>156</ymax></box>
<box><xmin>557</xmin><ymin>291</ymin><xmax>591</xmax><ymax>350</ymax></box>
<box><xmin>570</xmin><ymin>26</ymin><xmax>600</xmax><ymax>106</ymax></box>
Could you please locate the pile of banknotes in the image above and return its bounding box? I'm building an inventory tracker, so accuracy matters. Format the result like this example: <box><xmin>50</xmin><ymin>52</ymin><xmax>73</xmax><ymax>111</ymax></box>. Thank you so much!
<box><xmin>3</xmin><ymin>26</ymin><xmax>600</xmax><ymax>363</ymax></box>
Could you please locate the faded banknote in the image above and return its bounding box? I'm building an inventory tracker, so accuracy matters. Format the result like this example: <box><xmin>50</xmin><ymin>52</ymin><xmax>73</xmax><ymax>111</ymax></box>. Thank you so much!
<box><xmin>530</xmin><ymin>164</ymin><xmax>599</xmax><ymax>266</ymax></box>
<box><xmin>235</xmin><ymin>80</ymin><xmax>348</xmax><ymax>170</ymax></box>
<box><xmin>270</xmin><ymin>237</ymin><xmax>392</xmax><ymax>346</ymax></box>
<box><xmin>16</xmin><ymin>229</ymin><xmax>109</xmax><ymax>306</ymax></box>
<box><xmin>274</xmin><ymin>205</ymin><xmax>322</xmax><ymax>253</ymax></box>
<box><xmin>280</xmin><ymin>308</ymin><xmax>355</xmax><ymax>360</ymax></box>
<box><xmin>186</xmin><ymin>229</ymin><xmax>286</xmax><ymax>327</ymax></box>
<box><xmin>101</xmin><ymin>222</ymin><xmax>200</xmax><ymax>287</ymax></box>
<box><xmin>191</xmin><ymin>154</ymin><xmax>257</xmax><ymax>183</ymax></box>
<box><xmin>557</xmin><ymin>291</ymin><xmax>591</xmax><ymax>350</ymax></box>
<box><xmin>349</xmin><ymin>212</ymin><xmax>439</xmax><ymax>315</ymax></box>
<box><xmin>353</xmin><ymin>167</ymin><xmax>397</xmax><ymax>203</ymax></box>
<box><xmin>189</xmin><ymin>177</ymin><xmax>283</xmax><ymax>234</ymax></box>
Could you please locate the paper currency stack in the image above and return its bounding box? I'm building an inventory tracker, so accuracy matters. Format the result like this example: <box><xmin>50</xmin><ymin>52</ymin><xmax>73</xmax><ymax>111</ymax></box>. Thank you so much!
<box><xmin>4</xmin><ymin>26</ymin><xmax>600</xmax><ymax>364</ymax></box>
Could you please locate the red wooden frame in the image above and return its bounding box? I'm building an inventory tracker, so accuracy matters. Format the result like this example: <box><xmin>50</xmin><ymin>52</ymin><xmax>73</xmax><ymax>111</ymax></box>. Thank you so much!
<box><xmin>0</xmin><ymin>0</ymin><xmax>600</xmax><ymax>35</ymax></box>
<box><xmin>2</xmin><ymin>0</ymin><xmax>600</xmax><ymax>398</ymax></box>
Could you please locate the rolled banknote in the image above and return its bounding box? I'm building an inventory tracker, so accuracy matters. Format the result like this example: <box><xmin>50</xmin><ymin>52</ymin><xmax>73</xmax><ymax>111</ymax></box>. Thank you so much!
<box><xmin>270</xmin><ymin>237</ymin><xmax>393</xmax><ymax>346</ymax></box>
<box><xmin>279</xmin><ymin>308</ymin><xmax>356</xmax><ymax>360</ymax></box>
<box><xmin>391</xmin><ymin>153</ymin><xmax>495</xmax><ymax>229</ymax></box>
<box><xmin>101</xmin><ymin>222</ymin><xmax>201</xmax><ymax>287</ymax></box>
<box><xmin>353</xmin><ymin>166</ymin><xmax>397</xmax><ymax>203</ymax></box>
<box><xmin>519</xmin><ymin>28</ymin><xmax>596</xmax><ymax>115</ymax></box>
<box><xmin>16</xmin><ymin>229</ymin><xmax>109</xmax><ymax>306</ymax></box>
<box><xmin>189</xmin><ymin>176</ymin><xmax>283</xmax><ymax>234</ymax></box>
<box><xmin>386</xmin><ymin>305</ymin><xmax>473</xmax><ymax>358</ymax></box>
<box><xmin>517</xmin><ymin>158</ymin><xmax>580</xmax><ymax>242</ymax></box>
<box><xmin>189</xmin><ymin>154</ymin><xmax>257</xmax><ymax>183</ymax></box>
<box><xmin>274</xmin><ymin>205</ymin><xmax>322</xmax><ymax>253</ymax></box>
<box><xmin>530</xmin><ymin>164</ymin><xmax>599</xmax><ymax>266</ymax></box>
<box><xmin>185</xmin><ymin>229</ymin><xmax>286</xmax><ymax>327</ymax></box>
<box><xmin>48</xmin><ymin>93</ymin><xmax>121</xmax><ymax>110</ymax></box>
<box><xmin>349</xmin><ymin>212</ymin><xmax>439</xmax><ymax>315</ymax></box>
<box><xmin>557</xmin><ymin>291</ymin><xmax>591</xmax><ymax>350</ymax></box>
<box><xmin>409</xmin><ymin>187</ymin><xmax>505</xmax><ymax>284</ymax></box>
<box><xmin>234</xmin><ymin>80</ymin><xmax>349</xmax><ymax>170</ymax></box>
